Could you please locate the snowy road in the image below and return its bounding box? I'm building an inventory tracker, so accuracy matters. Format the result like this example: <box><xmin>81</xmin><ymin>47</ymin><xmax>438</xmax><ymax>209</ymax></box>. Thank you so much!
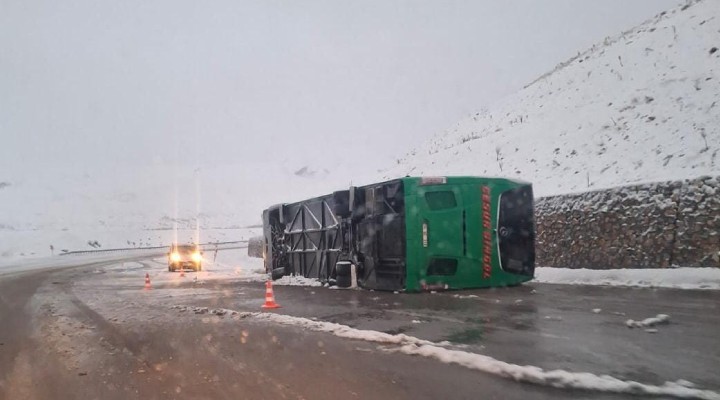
<box><xmin>1</xmin><ymin>255</ymin><xmax>719</xmax><ymax>400</ymax></box>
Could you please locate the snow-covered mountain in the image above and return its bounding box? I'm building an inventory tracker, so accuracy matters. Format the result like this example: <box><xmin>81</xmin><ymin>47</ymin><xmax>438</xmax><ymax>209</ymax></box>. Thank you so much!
<box><xmin>383</xmin><ymin>0</ymin><xmax>719</xmax><ymax>197</ymax></box>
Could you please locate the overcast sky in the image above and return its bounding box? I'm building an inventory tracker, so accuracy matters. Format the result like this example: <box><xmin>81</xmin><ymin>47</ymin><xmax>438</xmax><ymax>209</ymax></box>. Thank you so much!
<box><xmin>1</xmin><ymin>0</ymin><xmax>679</xmax><ymax>179</ymax></box>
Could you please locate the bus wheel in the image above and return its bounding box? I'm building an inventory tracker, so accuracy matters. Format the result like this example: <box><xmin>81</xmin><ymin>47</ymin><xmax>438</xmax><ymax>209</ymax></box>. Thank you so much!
<box><xmin>336</xmin><ymin>261</ymin><xmax>351</xmax><ymax>276</ymax></box>
<box><xmin>336</xmin><ymin>274</ymin><xmax>352</xmax><ymax>288</ymax></box>
<box><xmin>336</xmin><ymin>261</ymin><xmax>352</xmax><ymax>288</ymax></box>
<box><xmin>271</xmin><ymin>267</ymin><xmax>285</xmax><ymax>280</ymax></box>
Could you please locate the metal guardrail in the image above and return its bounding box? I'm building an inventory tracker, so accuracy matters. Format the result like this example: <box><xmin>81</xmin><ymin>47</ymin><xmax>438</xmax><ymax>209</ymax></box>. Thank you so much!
<box><xmin>58</xmin><ymin>240</ymin><xmax>249</xmax><ymax>256</ymax></box>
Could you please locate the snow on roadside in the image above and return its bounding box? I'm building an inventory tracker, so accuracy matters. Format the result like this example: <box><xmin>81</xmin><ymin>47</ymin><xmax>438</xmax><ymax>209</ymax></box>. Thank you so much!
<box><xmin>172</xmin><ymin>304</ymin><xmax>447</xmax><ymax>347</ymax></box>
<box><xmin>534</xmin><ymin>267</ymin><xmax>720</xmax><ymax>290</ymax></box>
<box><xmin>398</xmin><ymin>344</ymin><xmax>719</xmax><ymax>400</ymax></box>
<box><xmin>252</xmin><ymin>312</ymin><xmax>447</xmax><ymax>346</ymax></box>
<box><xmin>626</xmin><ymin>314</ymin><xmax>671</xmax><ymax>329</ymax></box>
<box><xmin>272</xmin><ymin>275</ymin><xmax>323</xmax><ymax>287</ymax></box>
<box><xmin>452</xmin><ymin>294</ymin><xmax>479</xmax><ymax>299</ymax></box>
<box><xmin>176</xmin><ymin>305</ymin><xmax>720</xmax><ymax>400</ymax></box>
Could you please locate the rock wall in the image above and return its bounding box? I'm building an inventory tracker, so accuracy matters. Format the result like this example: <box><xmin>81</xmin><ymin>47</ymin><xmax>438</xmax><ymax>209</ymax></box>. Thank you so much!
<box><xmin>536</xmin><ymin>176</ymin><xmax>720</xmax><ymax>269</ymax></box>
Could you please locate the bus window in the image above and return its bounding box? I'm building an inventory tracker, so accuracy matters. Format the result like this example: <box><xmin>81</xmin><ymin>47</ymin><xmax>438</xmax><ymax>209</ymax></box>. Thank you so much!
<box><xmin>425</xmin><ymin>191</ymin><xmax>457</xmax><ymax>210</ymax></box>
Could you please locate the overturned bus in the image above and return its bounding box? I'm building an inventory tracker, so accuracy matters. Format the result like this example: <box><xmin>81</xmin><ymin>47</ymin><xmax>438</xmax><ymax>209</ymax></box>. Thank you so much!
<box><xmin>262</xmin><ymin>176</ymin><xmax>535</xmax><ymax>292</ymax></box>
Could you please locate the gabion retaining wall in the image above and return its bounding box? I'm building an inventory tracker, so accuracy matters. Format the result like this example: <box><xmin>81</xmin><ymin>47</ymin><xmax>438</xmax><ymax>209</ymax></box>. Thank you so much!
<box><xmin>536</xmin><ymin>176</ymin><xmax>720</xmax><ymax>269</ymax></box>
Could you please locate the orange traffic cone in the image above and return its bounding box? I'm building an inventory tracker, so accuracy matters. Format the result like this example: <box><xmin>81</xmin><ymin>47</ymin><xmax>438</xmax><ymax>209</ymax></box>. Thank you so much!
<box><xmin>261</xmin><ymin>280</ymin><xmax>281</xmax><ymax>309</ymax></box>
<box><xmin>144</xmin><ymin>273</ymin><xmax>152</xmax><ymax>290</ymax></box>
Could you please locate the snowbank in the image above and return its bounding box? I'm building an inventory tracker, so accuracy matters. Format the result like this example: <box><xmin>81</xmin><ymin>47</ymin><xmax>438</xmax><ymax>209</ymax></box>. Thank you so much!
<box><xmin>179</xmin><ymin>306</ymin><xmax>720</xmax><ymax>400</ymax></box>
<box><xmin>626</xmin><ymin>314</ymin><xmax>671</xmax><ymax>328</ymax></box>
<box><xmin>534</xmin><ymin>267</ymin><xmax>720</xmax><ymax>290</ymax></box>
<box><xmin>398</xmin><ymin>344</ymin><xmax>719</xmax><ymax>400</ymax></box>
<box><xmin>272</xmin><ymin>275</ymin><xmax>324</xmax><ymax>287</ymax></box>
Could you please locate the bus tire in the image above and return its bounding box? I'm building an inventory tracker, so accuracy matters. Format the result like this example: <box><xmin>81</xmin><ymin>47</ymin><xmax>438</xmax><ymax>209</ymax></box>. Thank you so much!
<box><xmin>336</xmin><ymin>274</ymin><xmax>352</xmax><ymax>288</ymax></box>
<box><xmin>271</xmin><ymin>267</ymin><xmax>285</xmax><ymax>280</ymax></box>
<box><xmin>336</xmin><ymin>261</ymin><xmax>351</xmax><ymax>277</ymax></box>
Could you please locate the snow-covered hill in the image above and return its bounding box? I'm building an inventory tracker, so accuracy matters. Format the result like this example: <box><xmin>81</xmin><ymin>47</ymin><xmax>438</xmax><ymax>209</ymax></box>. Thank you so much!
<box><xmin>383</xmin><ymin>0</ymin><xmax>719</xmax><ymax>197</ymax></box>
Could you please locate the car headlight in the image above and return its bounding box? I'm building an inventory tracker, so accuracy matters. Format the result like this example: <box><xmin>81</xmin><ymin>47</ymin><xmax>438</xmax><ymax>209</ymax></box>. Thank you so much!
<box><xmin>171</xmin><ymin>252</ymin><xmax>181</xmax><ymax>262</ymax></box>
<box><xmin>192</xmin><ymin>252</ymin><xmax>202</xmax><ymax>262</ymax></box>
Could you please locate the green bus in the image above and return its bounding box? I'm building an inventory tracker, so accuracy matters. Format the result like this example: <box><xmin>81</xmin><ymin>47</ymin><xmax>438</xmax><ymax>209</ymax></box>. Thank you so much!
<box><xmin>262</xmin><ymin>176</ymin><xmax>535</xmax><ymax>292</ymax></box>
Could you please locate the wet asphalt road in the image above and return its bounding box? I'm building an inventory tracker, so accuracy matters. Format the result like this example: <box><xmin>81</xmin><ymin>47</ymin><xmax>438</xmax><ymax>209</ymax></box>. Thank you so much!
<box><xmin>1</xmin><ymin>256</ymin><xmax>719</xmax><ymax>400</ymax></box>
